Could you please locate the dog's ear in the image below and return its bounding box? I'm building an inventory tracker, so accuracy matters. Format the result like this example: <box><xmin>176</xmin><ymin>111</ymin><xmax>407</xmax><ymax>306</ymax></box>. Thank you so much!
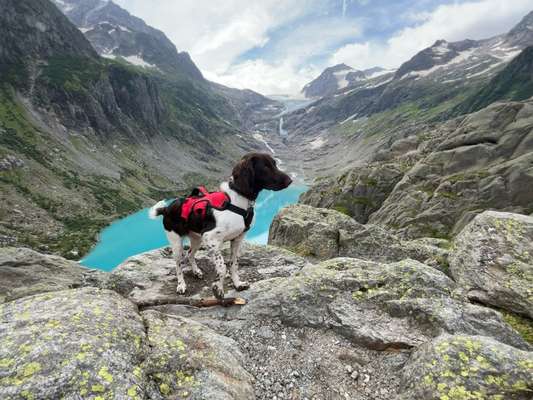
<box><xmin>232</xmin><ymin>155</ymin><xmax>256</xmax><ymax>199</ymax></box>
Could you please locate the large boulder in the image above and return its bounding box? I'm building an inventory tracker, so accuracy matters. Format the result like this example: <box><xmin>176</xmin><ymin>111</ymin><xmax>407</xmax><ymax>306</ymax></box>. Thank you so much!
<box><xmin>0</xmin><ymin>247</ymin><xmax>106</xmax><ymax>303</ymax></box>
<box><xmin>0</xmin><ymin>287</ymin><xmax>146</xmax><ymax>399</ymax></box>
<box><xmin>109</xmin><ymin>243</ymin><xmax>310</xmax><ymax>306</ymax></box>
<box><xmin>141</xmin><ymin>310</ymin><xmax>255</xmax><ymax>400</ymax></box>
<box><xmin>398</xmin><ymin>334</ymin><xmax>533</xmax><ymax>400</ymax></box>
<box><xmin>268</xmin><ymin>204</ymin><xmax>449</xmax><ymax>268</ymax></box>
<box><xmin>238</xmin><ymin>258</ymin><xmax>529</xmax><ymax>351</ymax></box>
<box><xmin>0</xmin><ymin>286</ymin><xmax>255</xmax><ymax>400</ymax></box>
<box><xmin>449</xmin><ymin>211</ymin><xmax>533</xmax><ymax>318</ymax></box>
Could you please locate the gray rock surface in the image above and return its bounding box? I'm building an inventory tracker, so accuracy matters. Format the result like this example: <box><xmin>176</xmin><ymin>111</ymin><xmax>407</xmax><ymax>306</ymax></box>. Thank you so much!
<box><xmin>238</xmin><ymin>258</ymin><xmax>529</xmax><ymax>351</ymax></box>
<box><xmin>141</xmin><ymin>310</ymin><xmax>255</xmax><ymax>400</ymax></box>
<box><xmin>300</xmin><ymin>162</ymin><xmax>405</xmax><ymax>224</ymax></box>
<box><xmin>0</xmin><ymin>247</ymin><xmax>106</xmax><ymax>303</ymax></box>
<box><xmin>398</xmin><ymin>334</ymin><xmax>533</xmax><ymax>400</ymax></box>
<box><xmin>370</xmin><ymin>101</ymin><xmax>533</xmax><ymax>239</ymax></box>
<box><xmin>449</xmin><ymin>211</ymin><xmax>533</xmax><ymax>318</ymax></box>
<box><xmin>268</xmin><ymin>204</ymin><xmax>449</xmax><ymax>270</ymax></box>
<box><xmin>0</xmin><ymin>287</ymin><xmax>145</xmax><ymax>400</ymax></box>
<box><xmin>0</xmin><ymin>286</ymin><xmax>255</xmax><ymax>400</ymax></box>
<box><xmin>109</xmin><ymin>243</ymin><xmax>310</xmax><ymax>306</ymax></box>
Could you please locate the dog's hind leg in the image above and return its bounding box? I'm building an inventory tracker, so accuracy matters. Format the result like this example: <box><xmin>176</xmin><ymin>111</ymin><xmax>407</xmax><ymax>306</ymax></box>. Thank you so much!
<box><xmin>230</xmin><ymin>233</ymin><xmax>249</xmax><ymax>291</ymax></box>
<box><xmin>188</xmin><ymin>233</ymin><xmax>203</xmax><ymax>279</ymax></box>
<box><xmin>167</xmin><ymin>231</ymin><xmax>187</xmax><ymax>295</ymax></box>
<box><xmin>203</xmin><ymin>231</ymin><xmax>226</xmax><ymax>299</ymax></box>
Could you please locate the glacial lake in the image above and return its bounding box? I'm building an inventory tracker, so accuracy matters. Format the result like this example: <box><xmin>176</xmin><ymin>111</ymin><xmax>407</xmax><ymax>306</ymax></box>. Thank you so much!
<box><xmin>80</xmin><ymin>184</ymin><xmax>307</xmax><ymax>271</ymax></box>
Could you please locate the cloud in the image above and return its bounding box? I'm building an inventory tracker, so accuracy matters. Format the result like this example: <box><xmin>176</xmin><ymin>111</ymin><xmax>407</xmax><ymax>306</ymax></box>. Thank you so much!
<box><xmin>205</xmin><ymin>60</ymin><xmax>320</xmax><ymax>97</ymax></box>
<box><xmin>114</xmin><ymin>0</ymin><xmax>318</xmax><ymax>73</ymax></box>
<box><xmin>331</xmin><ymin>0</ymin><xmax>533</xmax><ymax>70</ymax></box>
<box><xmin>115</xmin><ymin>0</ymin><xmax>362</xmax><ymax>94</ymax></box>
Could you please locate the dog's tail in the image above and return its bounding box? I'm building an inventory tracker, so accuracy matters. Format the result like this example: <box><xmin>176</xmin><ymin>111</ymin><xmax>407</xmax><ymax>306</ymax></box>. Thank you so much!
<box><xmin>149</xmin><ymin>200</ymin><xmax>167</xmax><ymax>219</ymax></box>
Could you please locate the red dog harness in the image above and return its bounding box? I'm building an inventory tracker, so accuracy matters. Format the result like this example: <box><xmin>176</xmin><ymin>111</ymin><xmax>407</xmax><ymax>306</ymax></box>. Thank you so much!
<box><xmin>178</xmin><ymin>186</ymin><xmax>254</xmax><ymax>231</ymax></box>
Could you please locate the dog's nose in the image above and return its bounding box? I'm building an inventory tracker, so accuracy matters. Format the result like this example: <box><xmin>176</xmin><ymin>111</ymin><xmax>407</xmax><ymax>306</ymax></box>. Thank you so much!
<box><xmin>285</xmin><ymin>176</ymin><xmax>293</xmax><ymax>186</ymax></box>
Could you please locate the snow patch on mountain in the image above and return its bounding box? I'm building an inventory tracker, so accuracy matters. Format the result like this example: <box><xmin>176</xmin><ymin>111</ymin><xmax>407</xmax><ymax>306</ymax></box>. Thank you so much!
<box><xmin>123</xmin><ymin>54</ymin><xmax>156</xmax><ymax>68</ymax></box>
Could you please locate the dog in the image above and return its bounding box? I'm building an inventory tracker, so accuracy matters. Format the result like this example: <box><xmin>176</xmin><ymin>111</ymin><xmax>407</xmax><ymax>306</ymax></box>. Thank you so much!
<box><xmin>149</xmin><ymin>153</ymin><xmax>292</xmax><ymax>299</ymax></box>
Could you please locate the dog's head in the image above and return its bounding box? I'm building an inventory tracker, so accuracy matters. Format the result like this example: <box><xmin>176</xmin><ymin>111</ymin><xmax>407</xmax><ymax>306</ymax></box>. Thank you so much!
<box><xmin>231</xmin><ymin>153</ymin><xmax>292</xmax><ymax>200</ymax></box>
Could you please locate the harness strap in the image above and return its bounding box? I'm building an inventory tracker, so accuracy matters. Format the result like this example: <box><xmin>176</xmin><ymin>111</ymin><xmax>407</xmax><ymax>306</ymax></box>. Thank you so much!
<box><xmin>224</xmin><ymin>202</ymin><xmax>255</xmax><ymax>232</ymax></box>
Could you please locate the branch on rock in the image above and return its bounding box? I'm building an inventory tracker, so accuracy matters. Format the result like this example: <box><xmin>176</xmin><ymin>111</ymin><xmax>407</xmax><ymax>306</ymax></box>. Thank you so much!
<box><xmin>137</xmin><ymin>296</ymin><xmax>247</xmax><ymax>309</ymax></box>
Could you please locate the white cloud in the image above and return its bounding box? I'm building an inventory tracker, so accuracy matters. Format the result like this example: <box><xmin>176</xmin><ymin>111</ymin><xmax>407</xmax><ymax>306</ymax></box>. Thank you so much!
<box><xmin>331</xmin><ymin>0</ymin><xmax>533</xmax><ymax>70</ymax></box>
<box><xmin>114</xmin><ymin>0</ymin><xmax>318</xmax><ymax>74</ymax></box>
<box><xmin>205</xmin><ymin>59</ymin><xmax>320</xmax><ymax>97</ymax></box>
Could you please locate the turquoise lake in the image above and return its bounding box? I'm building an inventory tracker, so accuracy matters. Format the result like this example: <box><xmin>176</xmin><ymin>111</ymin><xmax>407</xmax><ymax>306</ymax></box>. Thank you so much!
<box><xmin>80</xmin><ymin>184</ymin><xmax>307</xmax><ymax>271</ymax></box>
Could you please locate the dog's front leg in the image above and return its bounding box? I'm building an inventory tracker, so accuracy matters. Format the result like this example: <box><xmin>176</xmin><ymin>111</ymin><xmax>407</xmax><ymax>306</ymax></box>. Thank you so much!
<box><xmin>204</xmin><ymin>232</ymin><xmax>226</xmax><ymax>299</ymax></box>
<box><xmin>166</xmin><ymin>231</ymin><xmax>187</xmax><ymax>295</ymax></box>
<box><xmin>230</xmin><ymin>234</ymin><xmax>249</xmax><ymax>291</ymax></box>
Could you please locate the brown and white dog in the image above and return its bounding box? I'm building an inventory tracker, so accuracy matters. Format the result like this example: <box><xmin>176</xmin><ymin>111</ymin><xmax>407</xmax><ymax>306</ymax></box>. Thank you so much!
<box><xmin>149</xmin><ymin>153</ymin><xmax>292</xmax><ymax>299</ymax></box>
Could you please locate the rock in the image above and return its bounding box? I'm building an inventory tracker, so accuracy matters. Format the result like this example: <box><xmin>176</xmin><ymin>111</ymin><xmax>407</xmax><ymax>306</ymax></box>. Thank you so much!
<box><xmin>0</xmin><ymin>155</ymin><xmax>24</xmax><ymax>171</ymax></box>
<box><xmin>0</xmin><ymin>287</ymin><xmax>145</xmax><ymax>399</ymax></box>
<box><xmin>0</xmin><ymin>286</ymin><xmax>255</xmax><ymax>400</ymax></box>
<box><xmin>141</xmin><ymin>310</ymin><xmax>255</xmax><ymax>400</ymax></box>
<box><xmin>0</xmin><ymin>247</ymin><xmax>107</xmax><ymax>303</ymax></box>
<box><xmin>239</xmin><ymin>258</ymin><xmax>529</xmax><ymax>351</ymax></box>
<box><xmin>369</xmin><ymin>101</ymin><xmax>533</xmax><ymax>239</ymax></box>
<box><xmin>398</xmin><ymin>335</ymin><xmax>533</xmax><ymax>400</ymax></box>
<box><xmin>449</xmin><ymin>211</ymin><xmax>533</xmax><ymax>318</ymax></box>
<box><xmin>300</xmin><ymin>162</ymin><xmax>404</xmax><ymax>224</ymax></box>
<box><xmin>109</xmin><ymin>244</ymin><xmax>310</xmax><ymax>306</ymax></box>
<box><xmin>268</xmin><ymin>204</ymin><xmax>450</xmax><ymax>270</ymax></box>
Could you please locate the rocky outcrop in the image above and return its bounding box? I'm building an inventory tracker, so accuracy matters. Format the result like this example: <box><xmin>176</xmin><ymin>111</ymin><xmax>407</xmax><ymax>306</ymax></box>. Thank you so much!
<box><xmin>0</xmin><ymin>247</ymin><xmax>106</xmax><ymax>303</ymax></box>
<box><xmin>399</xmin><ymin>335</ymin><xmax>533</xmax><ymax>400</ymax></box>
<box><xmin>0</xmin><ymin>287</ymin><xmax>146</xmax><ymax>400</ymax></box>
<box><xmin>142</xmin><ymin>310</ymin><xmax>254</xmax><ymax>399</ymax></box>
<box><xmin>268</xmin><ymin>204</ymin><xmax>449</xmax><ymax>269</ymax></box>
<box><xmin>1</xmin><ymin>230</ymin><xmax>532</xmax><ymax>400</ymax></box>
<box><xmin>449</xmin><ymin>211</ymin><xmax>533</xmax><ymax>318</ymax></box>
<box><xmin>0</xmin><ymin>287</ymin><xmax>255</xmax><ymax>400</ymax></box>
<box><xmin>238</xmin><ymin>258</ymin><xmax>529</xmax><ymax>351</ymax></box>
<box><xmin>300</xmin><ymin>162</ymin><xmax>405</xmax><ymax>223</ymax></box>
<box><xmin>109</xmin><ymin>243</ymin><xmax>311</xmax><ymax>306</ymax></box>
<box><xmin>369</xmin><ymin>100</ymin><xmax>533</xmax><ymax>239</ymax></box>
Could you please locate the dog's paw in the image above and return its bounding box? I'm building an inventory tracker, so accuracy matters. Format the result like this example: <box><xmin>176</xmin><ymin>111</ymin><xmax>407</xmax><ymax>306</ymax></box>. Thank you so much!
<box><xmin>176</xmin><ymin>282</ymin><xmax>187</xmax><ymax>295</ymax></box>
<box><xmin>212</xmin><ymin>283</ymin><xmax>225</xmax><ymax>300</ymax></box>
<box><xmin>192</xmin><ymin>268</ymin><xmax>204</xmax><ymax>279</ymax></box>
<box><xmin>234</xmin><ymin>281</ymin><xmax>250</xmax><ymax>291</ymax></box>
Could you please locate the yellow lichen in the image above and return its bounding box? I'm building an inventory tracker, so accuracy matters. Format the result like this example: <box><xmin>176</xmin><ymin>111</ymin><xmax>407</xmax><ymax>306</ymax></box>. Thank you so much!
<box><xmin>98</xmin><ymin>366</ymin><xmax>113</xmax><ymax>383</ymax></box>
<box><xmin>22</xmin><ymin>362</ymin><xmax>41</xmax><ymax>377</ymax></box>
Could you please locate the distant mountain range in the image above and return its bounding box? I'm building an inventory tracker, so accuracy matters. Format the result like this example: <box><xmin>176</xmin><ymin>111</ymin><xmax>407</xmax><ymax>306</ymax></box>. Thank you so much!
<box><xmin>290</xmin><ymin>10</ymin><xmax>533</xmax><ymax>137</ymax></box>
<box><xmin>302</xmin><ymin>64</ymin><xmax>392</xmax><ymax>99</ymax></box>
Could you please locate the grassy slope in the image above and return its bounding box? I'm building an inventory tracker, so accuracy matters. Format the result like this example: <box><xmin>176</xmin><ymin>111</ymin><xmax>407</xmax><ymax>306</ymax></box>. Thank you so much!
<box><xmin>0</xmin><ymin>56</ymin><xmax>241</xmax><ymax>258</ymax></box>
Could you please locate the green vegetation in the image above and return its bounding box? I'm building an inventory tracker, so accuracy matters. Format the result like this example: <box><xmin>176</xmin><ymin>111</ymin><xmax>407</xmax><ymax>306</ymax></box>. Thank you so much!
<box><xmin>453</xmin><ymin>46</ymin><xmax>533</xmax><ymax>115</ymax></box>
<box><xmin>501</xmin><ymin>311</ymin><xmax>533</xmax><ymax>345</ymax></box>
<box><xmin>42</xmin><ymin>56</ymin><xmax>105</xmax><ymax>92</ymax></box>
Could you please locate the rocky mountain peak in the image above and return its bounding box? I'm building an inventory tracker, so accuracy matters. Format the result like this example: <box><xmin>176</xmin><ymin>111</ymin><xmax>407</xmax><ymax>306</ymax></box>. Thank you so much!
<box><xmin>52</xmin><ymin>0</ymin><xmax>204</xmax><ymax>79</ymax></box>
<box><xmin>506</xmin><ymin>10</ymin><xmax>533</xmax><ymax>47</ymax></box>
<box><xmin>302</xmin><ymin>64</ymin><xmax>390</xmax><ymax>99</ymax></box>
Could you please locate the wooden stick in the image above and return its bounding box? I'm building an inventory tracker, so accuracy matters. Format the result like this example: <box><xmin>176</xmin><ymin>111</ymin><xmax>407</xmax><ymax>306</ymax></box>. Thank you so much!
<box><xmin>137</xmin><ymin>296</ymin><xmax>247</xmax><ymax>309</ymax></box>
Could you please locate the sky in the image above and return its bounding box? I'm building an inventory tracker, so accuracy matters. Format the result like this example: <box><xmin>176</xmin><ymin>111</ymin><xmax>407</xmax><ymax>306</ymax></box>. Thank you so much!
<box><xmin>114</xmin><ymin>0</ymin><xmax>533</xmax><ymax>96</ymax></box>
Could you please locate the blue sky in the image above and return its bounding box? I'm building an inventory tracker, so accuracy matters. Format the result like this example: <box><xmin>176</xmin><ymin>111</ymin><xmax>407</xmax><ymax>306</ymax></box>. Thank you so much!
<box><xmin>115</xmin><ymin>0</ymin><xmax>532</xmax><ymax>95</ymax></box>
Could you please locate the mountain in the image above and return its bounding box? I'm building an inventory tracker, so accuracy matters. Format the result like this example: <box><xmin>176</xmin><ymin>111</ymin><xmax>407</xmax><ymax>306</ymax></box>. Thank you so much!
<box><xmin>0</xmin><ymin>0</ymin><xmax>265</xmax><ymax>257</ymax></box>
<box><xmin>453</xmin><ymin>45</ymin><xmax>533</xmax><ymax>114</ymax></box>
<box><xmin>301</xmin><ymin>64</ymin><xmax>390</xmax><ymax>99</ymax></box>
<box><xmin>286</xmin><ymin>10</ymin><xmax>533</xmax><ymax>143</ymax></box>
<box><xmin>50</xmin><ymin>0</ymin><xmax>283</xmax><ymax>132</ymax></box>
<box><xmin>51</xmin><ymin>0</ymin><xmax>203</xmax><ymax>79</ymax></box>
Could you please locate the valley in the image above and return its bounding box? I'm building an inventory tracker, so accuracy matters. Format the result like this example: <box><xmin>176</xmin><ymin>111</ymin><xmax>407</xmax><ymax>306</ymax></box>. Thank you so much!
<box><xmin>0</xmin><ymin>2</ymin><xmax>532</xmax><ymax>399</ymax></box>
